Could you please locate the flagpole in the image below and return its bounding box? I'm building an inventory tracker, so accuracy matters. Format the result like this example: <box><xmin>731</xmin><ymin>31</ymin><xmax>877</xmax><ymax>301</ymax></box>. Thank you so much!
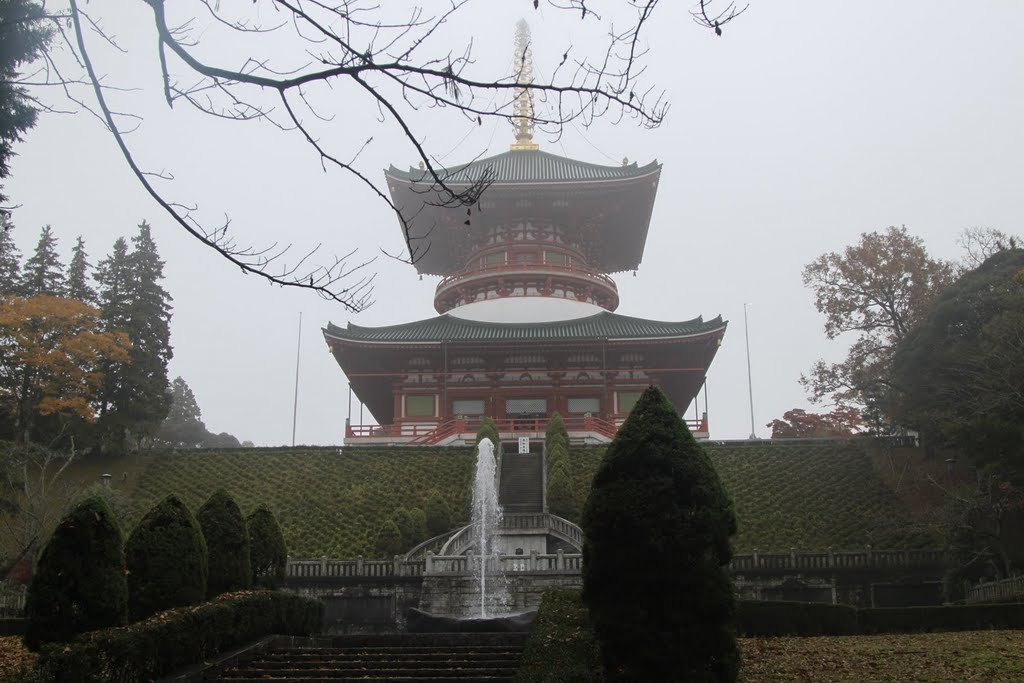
<box><xmin>291</xmin><ymin>311</ymin><xmax>302</xmax><ymax>447</ymax></box>
<box><xmin>744</xmin><ymin>303</ymin><xmax>757</xmax><ymax>440</ymax></box>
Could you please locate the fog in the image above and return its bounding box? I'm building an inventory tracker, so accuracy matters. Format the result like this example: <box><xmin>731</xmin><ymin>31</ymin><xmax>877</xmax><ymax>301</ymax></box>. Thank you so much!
<box><xmin>7</xmin><ymin>2</ymin><xmax>1023</xmax><ymax>444</ymax></box>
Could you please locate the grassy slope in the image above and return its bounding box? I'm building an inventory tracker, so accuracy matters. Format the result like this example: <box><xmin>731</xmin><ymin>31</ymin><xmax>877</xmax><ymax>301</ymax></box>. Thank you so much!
<box><xmin>569</xmin><ymin>441</ymin><xmax>936</xmax><ymax>552</ymax></box>
<box><xmin>40</xmin><ymin>440</ymin><xmax>934</xmax><ymax>560</ymax></box>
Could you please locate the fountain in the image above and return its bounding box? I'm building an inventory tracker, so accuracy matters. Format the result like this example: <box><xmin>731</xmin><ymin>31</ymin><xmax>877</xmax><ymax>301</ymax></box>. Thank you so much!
<box><xmin>470</xmin><ymin>437</ymin><xmax>509</xmax><ymax>617</ymax></box>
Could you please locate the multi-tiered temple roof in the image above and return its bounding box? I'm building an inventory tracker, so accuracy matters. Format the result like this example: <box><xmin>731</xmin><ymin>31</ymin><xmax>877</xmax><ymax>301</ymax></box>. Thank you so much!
<box><xmin>324</xmin><ymin>23</ymin><xmax>724</xmax><ymax>446</ymax></box>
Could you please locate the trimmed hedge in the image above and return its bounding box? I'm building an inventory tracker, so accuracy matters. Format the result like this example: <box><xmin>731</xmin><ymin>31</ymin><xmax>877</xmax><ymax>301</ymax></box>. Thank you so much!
<box><xmin>197</xmin><ymin>489</ymin><xmax>251</xmax><ymax>597</ymax></box>
<box><xmin>247</xmin><ymin>506</ymin><xmax>288</xmax><ymax>589</ymax></box>
<box><xmin>514</xmin><ymin>589</ymin><xmax>602</xmax><ymax>682</ymax></box>
<box><xmin>736</xmin><ymin>600</ymin><xmax>1024</xmax><ymax>636</ymax></box>
<box><xmin>126</xmin><ymin>495</ymin><xmax>208</xmax><ymax>621</ymax></box>
<box><xmin>737</xmin><ymin>600</ymin><xmax>858</xmax><ymax>636</ymax></box>
<box><xmin>24</xmin><ymin>496</ymin><xmax>128</xmax><ymax>651</ymax></box>
<box><xmin>38</xmin><ymin>590</ymin><xmax>323</xmax><ymax>682</ymax></box>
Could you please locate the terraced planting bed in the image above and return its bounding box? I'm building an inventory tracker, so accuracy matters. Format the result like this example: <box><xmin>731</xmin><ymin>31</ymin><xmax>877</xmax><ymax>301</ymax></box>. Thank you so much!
<box><xmin>569</xmin><ymin>441</ymin><xmax>936</xmax><ymax>552</ymax></box>
<box><xmin>111</xmin><ymin>448</ymin><xmax>475</xmax><ymax>557</ymax></box>
<box><xmin>47</xmin><ymin>440</ymin><xmax>934</xmax><ymax>559</ymax></box>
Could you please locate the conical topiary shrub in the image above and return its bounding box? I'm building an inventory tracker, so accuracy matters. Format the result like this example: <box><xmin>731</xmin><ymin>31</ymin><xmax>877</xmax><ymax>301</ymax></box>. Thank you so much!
<box><xmin>545</xmin><ymin>412</ymin><xmax>569</xmax><ymax>453</ymax></box>
<box><xmin>24</xmin><ymin>496</ymin><xmax>128</xmax><ymax>650</ymax></box>
<box><xmin>581</xmin><ymin>385</ymin><xmax>740</xmax><ymax>681</ymax></box>
<box><xmin>425</xmin><ymin>491</ymin><xmax>453</xmax><ymax>536</ymax></box>
<box><xmin>476</xmin><ymin>417</ymin><xmax>500</xmax><ymax>448</ymax></box>
<box><xmin>126</xmin><ymin>494</ymin><xmax>208</xmax><ymax>621</ymax></box>
<box><xmin>197</xmin><ymin>489</ymin><xmax>251</xmax><ymax>598</ymax></box>
<box><xmin>247</xmin><ymin>505</ymin><xmax>288</xmax><ymax>589</ymax></box>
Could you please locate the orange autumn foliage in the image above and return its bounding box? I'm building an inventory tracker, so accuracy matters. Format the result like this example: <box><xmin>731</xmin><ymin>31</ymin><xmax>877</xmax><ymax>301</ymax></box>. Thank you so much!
<box><xmin>0</xmin><ymin>295</ymin><xmax>131</xmax><ymax>431</ymax></box>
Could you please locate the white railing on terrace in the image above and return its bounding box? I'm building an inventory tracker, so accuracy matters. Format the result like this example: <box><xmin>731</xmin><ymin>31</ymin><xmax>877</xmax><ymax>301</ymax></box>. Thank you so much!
<box><xmin>285</xmin><ymin>548</ymin><xmax>945</xmax><ymax>580</ymax></box>
<box><xmin>966</xmin><ymin>575</ymin><xmax>1024</xmax><ymax>604</ymax></box>
<box><xmin>438</xmin><ymin>513</ymin><xmax>583</xmax><ymax>556</ymax></box>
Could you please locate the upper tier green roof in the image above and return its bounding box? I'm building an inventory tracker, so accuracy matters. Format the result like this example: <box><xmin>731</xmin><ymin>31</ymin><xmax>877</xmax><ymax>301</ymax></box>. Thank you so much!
<box><xmin>324</xmin><ymin>310</ymin><xmax>726</xmax><ymax>345</ymax></box>
<box><xmin>386</xmin><ymin>149</ymin><xmax>660</xmax><ymax>185</ymax></box>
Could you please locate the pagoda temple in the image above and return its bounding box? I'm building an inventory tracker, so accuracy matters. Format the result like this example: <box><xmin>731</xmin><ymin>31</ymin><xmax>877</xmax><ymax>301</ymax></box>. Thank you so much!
<box><xmin>324</xmin><ymin>28</ymin><xmax>727</xmax><ymax>446</ymax></box>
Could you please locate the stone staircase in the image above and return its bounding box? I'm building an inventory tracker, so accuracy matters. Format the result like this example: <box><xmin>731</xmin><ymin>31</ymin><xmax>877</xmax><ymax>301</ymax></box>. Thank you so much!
<box><xmin>498</xmin><ymin>451</ymin><xmax>544</xmax><ymax>514</ymax></box>
<box><xmin>210</xmin><ymin>633</ymin><xmax>528</xmax><ymax>682</ymax></box>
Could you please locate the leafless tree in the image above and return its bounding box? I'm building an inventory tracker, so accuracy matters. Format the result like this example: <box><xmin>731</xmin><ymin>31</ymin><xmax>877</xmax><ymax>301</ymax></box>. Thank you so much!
<box><xmin>957</xmin><ymin>227</ymin><xmax>1020</xmax><ymax>270</ymax></box>
<box><xmin>17</xmin><ymin>0</ymin><xmax>745</xmax><ymax>311</ymax></box>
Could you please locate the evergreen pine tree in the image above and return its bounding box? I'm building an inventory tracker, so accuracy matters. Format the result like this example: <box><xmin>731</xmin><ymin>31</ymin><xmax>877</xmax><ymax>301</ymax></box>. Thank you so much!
<box><xmin>122</xmin><ymin>222</ymin><xmax>174</xmax><ymax>443</ymax></box>
<box><xmin>66</xmin><ymin>235</ymin><xmax>97</xmax><ymax>304</ymax></box>
<box><xmin>94</xmin><ymin>225</ymin><xmax>175</xmax><ymax>450</ymax></box>
<box><xmin>156</xmin><ymin>376</ymin><xmax>208</xmax><ymax>448</ymax></box>
<box><xmin>582</xmin><ymin>386</ymin><xmax>740</xmax><ymax>681</ymax></box>
<box><xmin>94</xmin><ymin>237</ymin><xmax>133</xmax><ymax>445</ymax></box>
<box><xmin>0</xmin><ymin>214</ymin><xmax>22</xmax><ymax>295</ymax></box>
<box><xmin>19</xmin><ymin>224</ymin><xmax>63</xmax><ymax>296</ymax></box>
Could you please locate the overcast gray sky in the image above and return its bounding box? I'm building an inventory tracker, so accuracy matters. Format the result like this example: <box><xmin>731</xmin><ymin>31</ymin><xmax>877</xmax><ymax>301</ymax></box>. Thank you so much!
<box><xmin>6</xmin><ymin>1</ymin><xmax>1023</xmax><ymax>445</ymax></box>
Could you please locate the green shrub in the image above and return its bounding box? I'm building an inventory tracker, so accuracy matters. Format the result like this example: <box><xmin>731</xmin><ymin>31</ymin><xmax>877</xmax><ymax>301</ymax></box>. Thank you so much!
<box><xmin>196</xmin><ymin>489</ymin><xmax>251</xmax><ymax>598</ymax></box>
<box><xmin>125</xmin><ymin>495</ymin><xmax>208</xmax><ymax>622</ymax></box>
<box><xmin>37</xmin><ymin>591</ymin><xmax>323</xmax><ymax>683</ymax></box>
<box><xmin>246</xmin><ymin>506</ymin><xmax>287</xmax><ymax>589</ymax></box>
<box><xmin>545</xmin><ymin>413</ymin><xmax>568</xmax><ymax>454</ymax></box>
<box><xmin>859</xmin><ymin>603</ymin><xmax>1024</xmax><ymax>633</ymax></box>
<box><xmin>515</xmin><ymin>589</ymin><xmax>601</xmax><ymax>682</ymax></box>
<box><xmin>582</xmin><ymin>386</ymin><xmax>739</xmax><ymax>682</ymax></box>
<box><xmin>425</xmin><ymin>490</ymin><xmax>453</xmax><ymax>536</ymax></box>
<box><xmin>736</xmin><ymin>600</ymin><xmax>858</xmax><ymax>636</ymax></box>
<box><xmin>546</xmin><ymin>460</ymin><xmax>579</xmax><ymax>521</ymax></box>
<box><xmin>476</xmin><ymin>417</ymin><xmax>500</xmax><ymax>449</ymax></box>
<box><xmin>24</xmin><ymin>496</ymin><xmax>128</xmax><ymax>651</ymax></box>
<box><xmin>374</xmin><ymin>519</ymin><xmax>403</xmax><ymax>557</ymax></box>
<box><xmin>389</xmin><ymin>507</ymin><xmax>428</xmax><ymax>548</ymax></box>
<box><xmin>734</xmin><ymin>601</ymin><xmax>1024</xmax><ymax>636</ymax></box>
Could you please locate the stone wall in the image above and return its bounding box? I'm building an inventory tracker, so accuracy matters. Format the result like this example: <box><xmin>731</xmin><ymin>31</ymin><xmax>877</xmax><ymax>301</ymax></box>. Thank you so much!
<box><xmin>419</xmin><ymin>573</ymin><xmax>582</xmax><ymax>617</ymax></box>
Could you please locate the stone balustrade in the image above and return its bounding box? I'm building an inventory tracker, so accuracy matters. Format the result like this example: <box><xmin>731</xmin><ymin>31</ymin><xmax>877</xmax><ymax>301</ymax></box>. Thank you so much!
<box><xmin>286</xmin><ymin>547</ymin><xmax>944</xmax><ymax>580</ymax></box>
<box><xmin>966</xmin><ymin>575</ymin><xmax>1024</xmax><ymax>604</ymax></box>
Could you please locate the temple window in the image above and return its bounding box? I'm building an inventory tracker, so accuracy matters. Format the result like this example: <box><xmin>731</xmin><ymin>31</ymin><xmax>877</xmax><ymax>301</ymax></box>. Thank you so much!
<box><xmin>616</xmin><ymin>391</ymin><xmax>643</xmax><ymax>414</ymax></box>
<box><xmin>568</xmin><ymin>397</ymin><xmax>600</xmax><ymax>415</ymax></box>
<box><xmin>545</xmin><ymin>251</ymin><xmax>566</xmax><ymax>265</ymax></box>
<box><xmin>452</xmin><ymin>399</ymin><xmax>485</xmax><ymax>416</ymax></box>
<box><xmin>484</xmin><ymin>251</ymin><xmax>505</xmax><ymax>266</ymax></box>
<box><xmin>405</xmin><ymin>395</ymin><xmax>436</xmax><ymax>417</ymax></box>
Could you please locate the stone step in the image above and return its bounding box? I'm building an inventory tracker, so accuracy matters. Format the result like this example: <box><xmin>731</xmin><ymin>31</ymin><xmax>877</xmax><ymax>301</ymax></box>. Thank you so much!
<box><xmin>498</xmin><ymin>452</ymin><xmax>543</xmax><ymax>513</ymax></box>
<box><xmin>211</xmin><ymin>634</ymin><xmax>526</xmax><ymax>682</ymax></box>
<box><xmin>248</xmin><ymin>657</ymin><xmax>520</xmax><ymax>669</ymax></box>
<box><xmin>220</xmin><ymin>677</ymin><xmax>513</xmax><ymax>682</ymax></box>
<box><xmin>221</xmin><ymin>667</ymin><xmax>516</xmax><ymax>679</ymax></box>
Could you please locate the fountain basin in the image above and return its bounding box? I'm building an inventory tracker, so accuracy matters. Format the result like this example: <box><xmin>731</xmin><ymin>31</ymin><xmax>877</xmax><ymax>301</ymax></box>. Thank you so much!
<box><xmin>406</xmin><ymin>607</ymin><xmax>537</xmax><ymax>633</ymax></box>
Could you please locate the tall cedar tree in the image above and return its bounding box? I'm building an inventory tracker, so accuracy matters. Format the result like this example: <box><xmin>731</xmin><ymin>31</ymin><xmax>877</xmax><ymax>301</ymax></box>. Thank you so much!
<box><xmin>582</xmin><ymin>386</ymin><xmax>740</xmax><ymax>682</ymax></box>
<box><xmin>247</xmin><ymin>506</ymin><xmax>287</xmax><ymax>589</ymax></box>
<box><xmin>156</xmin><ymin>376</ymin><xmax>207</xmax><ymax>447</ymax></box>
<box><xmin>95</xmin><ymin>225</ymin><xmax>174</xmax><ymax>450</ymax></box>
<box><xmin>66</xmin><ymin>235</ymin><xmax>97</xmax><ymax>304</ymax></box>
<box><xmin>197</xmin><ymin>489</ymin><xmax>251</xmax><ymax>597</ymax></box>
<box><xmin>0</xmin><ymin>215</ymin><xmax>21</xmax><ymax>294</ymax></box>
<box><xmin>125</xmin><ymin>495</ymin><xmax>208</xmax><ymax>622</ymax></box>
<box><xmin>0</xmin><ymin>0</ymin><xmax>50</xmax><ymax>204</ymax></box>
<box><xmin>23</xmin><ymin>496</ymin><xmax>127</xmax><ymax>650</ymax></box>
<box><xmin>19</xmin><ymin>224</ymin><xmax>63</xmax><ymax>296</ymax></box>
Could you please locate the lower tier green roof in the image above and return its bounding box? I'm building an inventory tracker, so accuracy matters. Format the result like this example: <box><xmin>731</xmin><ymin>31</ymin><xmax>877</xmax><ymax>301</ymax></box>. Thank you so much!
<box><xmin>324</xmin><ymin>311</ymin><xmax>726</xmax><ymax>344</ymax></box>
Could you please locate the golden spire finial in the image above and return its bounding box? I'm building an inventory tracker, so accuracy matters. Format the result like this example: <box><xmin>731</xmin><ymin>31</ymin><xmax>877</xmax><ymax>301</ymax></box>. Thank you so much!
<box><xmin>510</xmin><ymin>19</ymin><xmax>539</xmax><ymax>151</ymax></box>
